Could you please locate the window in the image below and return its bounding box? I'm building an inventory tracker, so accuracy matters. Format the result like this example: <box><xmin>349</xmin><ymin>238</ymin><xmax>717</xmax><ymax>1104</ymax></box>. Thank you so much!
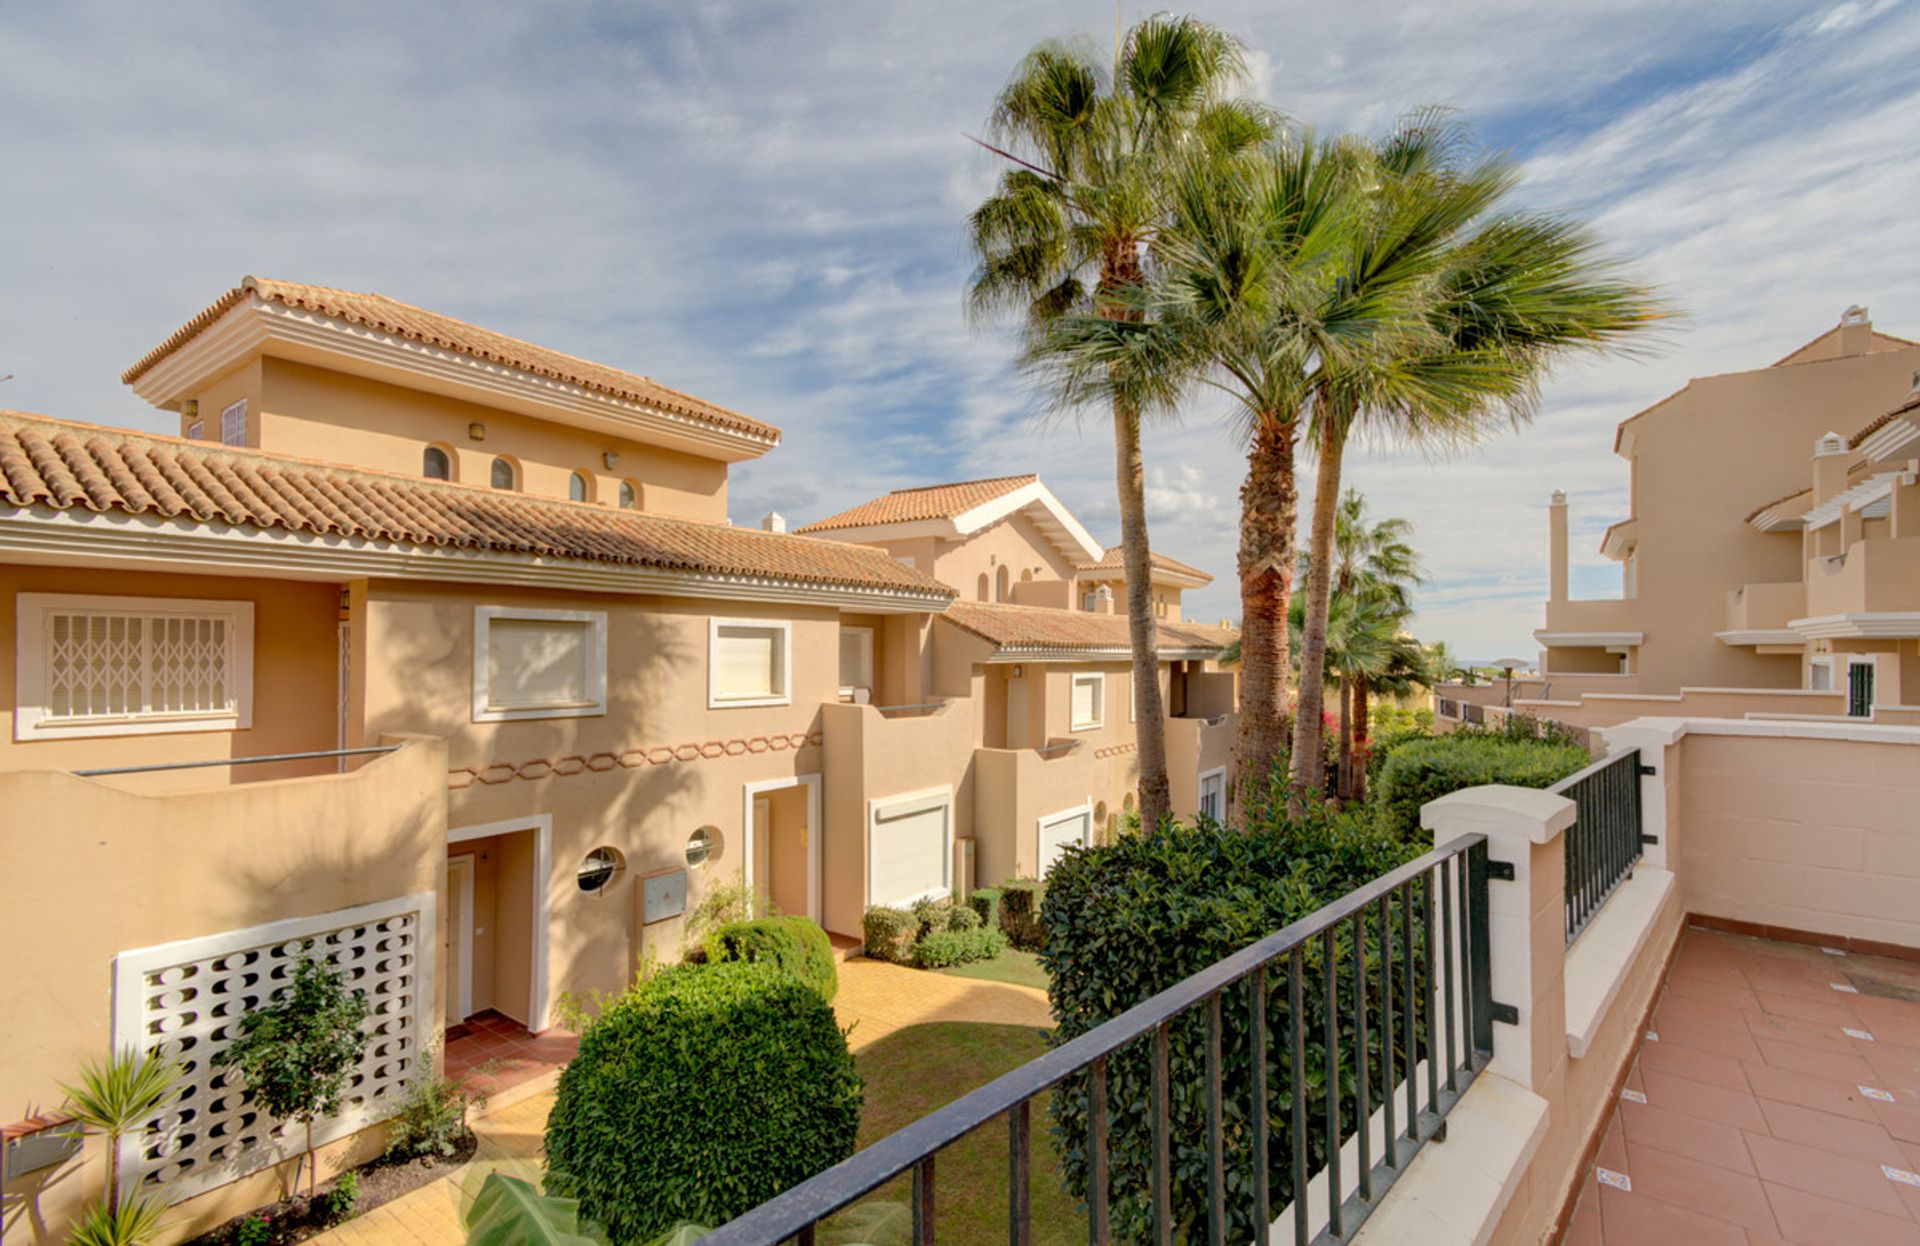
<box><xmin>219</xmin><ymin>399</ymin><xmax>247</xmax><ymax>447</ymax></box>
<box><xmin>618</xmin><ymin>480</ymin><xmax>639</xmax><ymax>510</ymax></box>
<box><xmin>1808</xmin><ymin>658</ymin><xmax>1835</xmax><ymax>691</ymax></box>
<box><xmin>685</xmin><ymin>826</ymin><xmax>719</xmax><ymax>868</ymax></box>
<box><xmin>490</xmin><ymin>457</ymin><xmax>518</xmax><ymax>490</ymax></box>
<box><xmin>977</xmin><ymin>573</ymin><xmax>990</xmax><ymax>602</ymax></box>
<box><xmin>577</xmin><ymin>846</ymin><xmax>624</xmax><ymax>893</ymax></box>
<box><xmin>15</xmin><ymin>593</ymin><xmax>254</xmax><ymax>739</ymax></box>
<box><xmin>1198</xmin><ymin>768</ymin><xmax>1227</xmax><ymax>823</ymax></box>
<box><xmin>471</xmin><ymin>607</ymin><xmax>607</xmax><ymax>722</ymax></box>
<box><xmin>1070</xmin><ymin>672</ymin><xmax>1105</xmax><ymax>730</ymax></box>
<box><xmin>185</xmin><ymin>420</ymin><xmax>205</xmax><ymax>440</ymax></box>
<box><xmin>839</xmin><ymin>627</ymin><xmax>874</xmax><ymax>699</ymax></box>
<box><xmin>423</xmin><ymin>446</ymin><xmax>451</xmax><ymax>480</ymax></box>
<box><xmin>569</xmin><ymin>471</ymin><xmax>591</xmax><ymax>503</ymax></box>
<box><xmin>996</xmin><ymin>565</ymin><xmax>1011</xmax><ymax>601</ymax></box>
<box><xmin>709</xmin><ymin>619</ymin><xmax>791</xmax><ymax>707</ymax></box>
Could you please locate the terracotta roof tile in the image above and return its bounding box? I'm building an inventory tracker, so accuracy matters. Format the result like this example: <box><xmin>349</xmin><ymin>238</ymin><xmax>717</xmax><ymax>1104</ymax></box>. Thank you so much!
<box><xmin>1848</xmin><ymin>391</ymin><xmax>1920</xmax><ymax>449</ymax></box>
<box><xmin>0</xmin><ymin>411</ymin><xmax>948</xmax><ymax>598</ymax></box>
<box><xmin>939</xmin><ymin>601</ymin><xmax>1234</xmax><ymax>656</ymax></box>
<box><xmin>122</xmin><ymin>277</ymin><xmax>779</xmax><ymax>444</ymax></box>
<box><xmin>1077</xmin><ymin>545</ymin><xmax>1212</xmax><ymax>583</ymax></box>
<box><xmin>797</xmin><ymin>475</ymin><xmax>1036</xmax><ymax>532</ymax></box>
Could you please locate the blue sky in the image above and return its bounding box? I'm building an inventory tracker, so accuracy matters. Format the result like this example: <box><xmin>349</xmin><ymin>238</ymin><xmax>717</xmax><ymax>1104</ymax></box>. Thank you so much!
<box><xmin>4</xmin><ymin>1</ymin><xmax>1918</xmax><ymax>658</ymax></box>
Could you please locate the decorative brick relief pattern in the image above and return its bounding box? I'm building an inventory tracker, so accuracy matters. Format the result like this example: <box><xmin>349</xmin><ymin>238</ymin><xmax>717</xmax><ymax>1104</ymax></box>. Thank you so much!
<box><xmin>448</xmin><ymin>729</ymin><xmax>823</xmax><ymax>789</ymax></box>
<box><xmin>111</xmin><ymin>894</ymin><xmax>436</xmax><ymax>1203</ymax></box>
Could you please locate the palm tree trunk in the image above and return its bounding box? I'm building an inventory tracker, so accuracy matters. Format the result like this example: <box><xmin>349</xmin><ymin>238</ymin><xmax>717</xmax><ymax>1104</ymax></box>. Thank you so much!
<box><xmin>1290</xmin><ymin>398</ymin><xmax>1346</xmax><ymax>800</ymax></box>
<box><xmin>1114</xmin><ymin>399</ymin><xmax>1171</xmax><ymax>830</ymax></box>
<box><xmin>1352</xmin><ymin>675</ymin><xmax>1373</xmax><ymax>805</ymax></box>
<box><xmin>1337</xmin><ymin>679</ymin><xmax>1353</xmax><ymax>801</ymax></box>
<box><xmin>1232</xmin><ymin>413</ymin><xmax>1295</xmax><ymax>815</ymax></box>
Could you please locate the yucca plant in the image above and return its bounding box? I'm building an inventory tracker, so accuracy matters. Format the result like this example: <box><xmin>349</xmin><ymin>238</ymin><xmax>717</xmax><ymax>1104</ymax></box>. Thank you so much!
<box><xmin>60</xmin><ymin>1050</ymin><xmax>183</xmax><ymax>1210</ymax></box>
<box><xmin>65</xmin><ymin>1192</ymin><xmax>172</xmax><ymax>1246</ymax></box>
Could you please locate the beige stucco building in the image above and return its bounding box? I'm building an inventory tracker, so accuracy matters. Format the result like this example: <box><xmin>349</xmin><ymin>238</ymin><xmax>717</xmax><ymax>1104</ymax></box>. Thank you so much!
<box><xmin>0</xmin><ymin>277</ymin><xmax>1234</xmax><ymax>1242</ymax></box>
<box><xmin>1439</xmin><ymin>307</ymin><xmax>1920</xmax><ymax>733</ymax></box>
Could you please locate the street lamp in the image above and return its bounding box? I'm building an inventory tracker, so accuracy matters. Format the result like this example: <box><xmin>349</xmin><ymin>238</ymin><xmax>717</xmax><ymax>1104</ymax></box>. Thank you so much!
<box><xmin>1493</xmin><ymin>658</ymin><xmax>1529</xmax><ymax>709</ymax></box>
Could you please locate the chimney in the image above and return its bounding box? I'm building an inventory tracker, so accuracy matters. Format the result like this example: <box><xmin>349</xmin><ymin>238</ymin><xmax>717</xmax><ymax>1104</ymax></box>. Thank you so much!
<box><xmin>1093</xmin><ymin>585</ymin><xmax>1116</xmax><ymax>615</ymax></box>
<box><xmin>1839</xmin><ymin>305</ymin><xmax>1872</xmax><ymax>357</ymax></box>
<box><xmin>1548</xmin><ymin>490</ymin><xmax>1569</xmax><ymax>604</ymax></box>
<box><xmin>1812</xmin><ymin>431</ymin><xmax>1849</xmax><ymax>504</ymax></box>
<box><xmin>760</xmin><ymin>512</ymin><xmax>786</xmax><ymax>533</ymax></box>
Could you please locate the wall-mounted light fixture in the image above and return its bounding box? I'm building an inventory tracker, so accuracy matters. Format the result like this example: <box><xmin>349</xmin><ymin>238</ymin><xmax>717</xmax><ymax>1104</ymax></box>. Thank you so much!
<box><xmin>1011</xmin><ymin>665</ymin><xmax>1024</xmax><ymax>678</ymax></box>
<box><xmin>468</xmin><ymin>422</ymin><xmax>486</xmax><ymax>441</ymax></box>
<box><xmin>602</xmin><ymin>450</ymin><xmax>620</xmax><ymax>469</ymax></box>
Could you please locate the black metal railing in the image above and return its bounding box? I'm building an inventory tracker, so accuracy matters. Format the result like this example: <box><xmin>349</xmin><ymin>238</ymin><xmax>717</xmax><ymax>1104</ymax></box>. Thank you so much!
<box><xmin>696</xmin><ymin>835</ymin><xmax>1497</xmax><ymax>1246</ymax></box>
<box><xmin>74</xmin><ymin>745</ymin><xmax>401</xmax><ymax>778</ymax></box>
<box><xmin>1554</xmin><ymin>748</ymin><xmax>1646</xmax><ymax>946</ymax></box>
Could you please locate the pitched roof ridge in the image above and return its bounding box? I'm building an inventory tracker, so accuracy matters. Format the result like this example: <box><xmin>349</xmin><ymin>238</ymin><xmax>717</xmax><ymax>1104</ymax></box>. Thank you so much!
<box><xmin>889</xmin><ymin>473</ymin><xmax>1036</xmax><ymax>496</ymax></box>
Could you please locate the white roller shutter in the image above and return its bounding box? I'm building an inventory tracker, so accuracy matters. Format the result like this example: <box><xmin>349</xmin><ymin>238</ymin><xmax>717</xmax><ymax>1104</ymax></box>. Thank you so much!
<box><xmin>1038</xmin><ymin>808</ymin><xmax>1091</xmax><ymax>876</ymax></box>
<box><xmin>870</xmin><ymin>796</ymin><xmax>950</xmax><ymax>906</ymax></box>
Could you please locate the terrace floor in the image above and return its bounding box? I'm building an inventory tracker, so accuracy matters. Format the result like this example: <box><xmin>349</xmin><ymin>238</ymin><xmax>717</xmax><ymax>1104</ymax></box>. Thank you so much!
<box><xmin>1563</xmin><ymin>926</ymin><xmax>1920</xmax><ymax>1245</ymax></box>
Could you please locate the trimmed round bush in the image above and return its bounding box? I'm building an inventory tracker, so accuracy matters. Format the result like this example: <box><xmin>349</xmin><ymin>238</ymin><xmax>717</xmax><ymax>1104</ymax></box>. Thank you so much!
<box><xmin>968</xmin><ymin>887</ymin><xmax>1004</xmax><ymax>934</ymax></box>
<box><xmin>1372</xmin><ymin>734</ymin><xmax>1591</xmax><ymax>842</ymax></box>
<box><xmin>861</xmin><ymin>905</ymin><xmax>917</xmax><ymax>963</ymax></box>
<box><xmin>911</xmin><ymin>926</ymin><xmax>1007</xmax><ymax>968</ymax></box>
<box><xmin>544</xmin><ymin>962</ymin><xmax>862</xmax><ymax>1242</ymax></box>
<box><xmin>945</xmin><ymin>904</ymin><xmax>983</xmax><ymax>932</ymax></box>
<box><xmin>703</xmin><ymin>915</ymin><xmax>837</xmax><ymax>1001</ymax></box>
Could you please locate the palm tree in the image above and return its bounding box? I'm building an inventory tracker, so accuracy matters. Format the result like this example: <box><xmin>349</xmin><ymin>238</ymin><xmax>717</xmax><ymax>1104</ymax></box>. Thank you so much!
<box><xmin>1288</xmin><ymin>109</ymin><xmax>1668</xmax><ymax>799</ymax></box>
<box><xmin>969</xmin><ymin>16</ymin><xmax>1265</xmax><ymax>830</ymax></box>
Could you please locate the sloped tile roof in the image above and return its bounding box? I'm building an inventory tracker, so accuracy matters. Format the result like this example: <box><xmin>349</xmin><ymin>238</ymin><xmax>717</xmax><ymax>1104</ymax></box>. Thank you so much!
<box><xmin>940</xmin><ymin>601</ymin><xmax>1235</xmax><ymax>656</ymax></box>
<box><xmin>122</xmin><ymin>277</ymin><xmax>780</xmax><ymax>443</ymax></box>
<box><xmin>797</xmin><ymin>475</ymin><xmax>1036</xmax><ymax>532</ymax></box>
<box><xmin>1077</xmin><ymin>544</ymin><xmax>1212</xmax><ymax>583</ymax></box>
<box><xmin>0</xmin><ymin>411</ymin><xmax>948</xmax><ymax>597</ymax></box>
<box><xmin>1849</xmin><ymin>391</ymin><xmax>1920</xmax><ymax>449</ymax></box>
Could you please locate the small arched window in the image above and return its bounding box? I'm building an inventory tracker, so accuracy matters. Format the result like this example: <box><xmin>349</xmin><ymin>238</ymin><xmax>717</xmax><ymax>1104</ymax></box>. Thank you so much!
<box><xmin>1020</xmin><ymin>568</ymin><xmax>1033</xmax><ymax>582</ymax></box>
<box><xmin>618</xmin><ymin>480</ymin><xmax>639</xmax><ymax>510</ymax></box>
<box><xmin>423</xmin><ymin>446</ymin><xmax>451</xmax><ymax>480</ymax></box>
<box><xmin>490</xmin><ymin>457</ymin><xmax>517</xmax><ymax>490</ymax></box>
<box><xmin>996</xmin><ymin>565</ymin><xmax>1011</xmax><ymax>602</ymax></box>
<box><xmin>569</xmin><ymin>471</ymin><xmax>591</xmax><ymax>503</ymax></box>
<box><xmin>976</xmin><ymin>573</ymin><xmax>990</xmax><ymax>602</ymax></box>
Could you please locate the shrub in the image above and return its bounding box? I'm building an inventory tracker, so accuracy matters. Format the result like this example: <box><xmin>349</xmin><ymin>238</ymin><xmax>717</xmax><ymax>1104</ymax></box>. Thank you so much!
<box><xmin>999</xmin><ymin>879</ymin><xmax>1046</xmax><ymax>951</ymax></box>
<box><xmin>384</xmin><ymin>1069</ymin><xmax>483</xmax><ymax>1162</ymax></box>
<box><xmin>233</xmin><ymin>1213</ymin><xmax>272</xmax><ymax>1246</ymax></box>
<box><xmin>861</xmin><ymin>906</ymin><xmax>918</xmax><ymax>963</ymax></box>
<box><xmin>944</xmin><ymin>904</ymin><xmax>983</xmax><ymax>932</ymax></box>
<box><xmin>1372</xmin><ymin>734</ymin><xmax>1591</xmax><ymax>841</ymax></box>
<box><xmin>908</xmin><ymin>896</ymin><xmax>953</xmax><ymax>940</ymax></box>
<box><xmin>323</xmin><ymin>1170</ymin><xmax>359</xmax><ymax>1222</ymax></box>
<box><xmin>968</xmin><ymin>888</ymin><xmax>1004</xmax><ymax>933</ymax></box>
<box><xmin>703</xmin><ymin>915</ymin><xmax>837</xmax><ymax>1002</ymax></box>
<box><xmin>911</xmin><ymin>926</ymin><xmax>1008</xmax><ymax>968</ymax></box>
<box><xmin>1041</xmin><ymin>805</ymin><xmax>1422</xmax><ymax>1243</ymax></box>
<box><xmin>685</xmin><ymin>876</ymin><xmax>755</xmax><ymax>942</ymax></box>
<box><xmin>545</xmin><ymin>962</ymin><xmax>862</xmax><ymax>1243</ymax></box>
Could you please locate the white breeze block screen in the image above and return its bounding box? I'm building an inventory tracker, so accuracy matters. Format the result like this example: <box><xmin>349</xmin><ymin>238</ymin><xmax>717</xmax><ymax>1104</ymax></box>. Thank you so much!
<box><xmin>868</xmin><ymin>794</ymin><xmax>950</xmax><ymax>908</ymax></box>
<box><xmin>112</xmin><ymin>893</ymin><xmax>437</xmax><ymax>1202</ymax></box>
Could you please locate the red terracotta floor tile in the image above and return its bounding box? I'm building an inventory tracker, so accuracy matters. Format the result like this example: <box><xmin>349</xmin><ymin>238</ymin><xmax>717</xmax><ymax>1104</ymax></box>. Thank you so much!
<box><xmin>1618</xmin><ymin>1099</ymin><xmax>1758</xmax><ymax>1174</ymax></box>
<box><xmin>1666</xmin><ymin>973</ymin><xmax>1765</xmax><ymax>1012</ymax></box>
<box><xmin>1743</xmin><ymin>1060</ymin><xmax>1884</xmax><ymax>1121</ymax></box>
<box><xmin>1753</xmin><ymin>1035</ymin><xmax>1881</xmax><ymax>1083</ymax></box>
<box><xmin>1865</xmin><ymin>1043</ymin><xmax>1920</xmax><ymax>1093</ymax></box>
<box><xmin>1750</xmin><ymin>987</ymin><xmax>1865</xmax><ymax>1028</ymax></box>
<box><xmin>1659</xmin><ymin>993</ymin><xmax>1763</xmax><ymax>1036</ymax></box>
<box><xmin>1653</xmin><ymin>1012</ymin><xmax>1768</xmax><ymax>1064</ymax></box>
<box><xmin>1876</xmin><ymin>1101</ymin><xmax>1920</xmax><ymax>1145</ymax></box>
<box><xmin>1756</xmin><ymin>1098</ymin><xmax>1910</xmax><ymax>1165</ymax></box>
<box><xmin>1642</xmin><ymin>1041</ymin><xmax>1754</xmax><ymax>1092</ymax></box>
<box><xmin>1743</xmin><ymin>1131</ymin><xmax>1911</xmax><ymax>1217</ymax></box>
<box><xmin>1563</xmin><ymin>1172</ymin><xmax>1603</xmax><ymax>1246</ymax></box>
<box><xmin>1623</xmin><ymin>1142</ymin><xmax>1780</xmax><ymax>1235</ymax></box>
<box><xmin>1854</xmin><ymin>1000</ymin><xmax>1920</xmax><ymax>1049</ymax></box>
<box><xmin>1746</xmin><ymin>1010</ymin><xmax>1882</xmax><ymax>1054</ymax></box>
<box><xmin>1597</xmin><ymin>1185</ymin><xmax>1749</xmax><ymax>1246</ymax></box>
<box><xmin>1641</xmin><ymin>1070</ymin><xmax>1770</xmax><ymax>1133</ymax></box>
<box><xmin>1597</xmin><ymin>1112</ymin><xmax>1628</xmax><ymax>1173</ymax></box>
<box><xmin>1762</xmin><ymin>1182</ymin><xmax>1920</xmax><ymax>1246</ymax></box>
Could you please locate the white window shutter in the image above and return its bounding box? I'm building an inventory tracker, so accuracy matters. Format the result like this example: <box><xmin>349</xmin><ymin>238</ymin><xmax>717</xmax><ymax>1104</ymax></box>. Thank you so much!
<box><xmin>487</xmin><ymin>619</ymin><xmax>591</xmax><ymax>708</ymax></box>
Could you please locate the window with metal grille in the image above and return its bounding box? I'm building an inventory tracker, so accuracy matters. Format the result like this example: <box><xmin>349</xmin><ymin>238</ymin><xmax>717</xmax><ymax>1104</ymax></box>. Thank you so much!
<box><xmin>16</xmin><ymin>594</ymin><xmax>253</xmax><ymax>738</ymax></box>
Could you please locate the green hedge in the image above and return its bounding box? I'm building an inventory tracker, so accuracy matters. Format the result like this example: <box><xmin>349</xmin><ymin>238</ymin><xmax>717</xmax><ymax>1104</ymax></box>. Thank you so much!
<box><xmin>968</xmin><ymin>888</ymin><xmax>1004</xmax><ymax>934</ymax></box>
<box><xmin>910</xmin><ymin>926</ymin><xmax>1008</xmax><ymax>968</ymax></box>
<box><xmin>999</xmin><ymin>879</ymin><xmax>1045</xmax><ymax>951</ymax></box>
<box><xmin>1372</xmin><ymin>734</ymin><xmax>1591</xmax><ymax>841</ymax></box>
<box><xmin>703</xmin><ymin>915</ymin><xmax>837</xmax><ymax>1002</ymax></box>
<box><xmin>944</xmin><ymin>904</ymin><xmax>983</xmax><ymax>932</ymax></box>
<box><xmin>1041</xmin><ymin>808</ymin><xmax>1423</xmax><ymax>1243</ymax></box>
<box><xmin>861</xmin><ymin>906</ymin><xmax>917</xmax><ymax>963</ymax></box>
<box><xmin>544</xmin><ymin>962</ymin><xmax>862</xmax><ymax>1242</ymax></box>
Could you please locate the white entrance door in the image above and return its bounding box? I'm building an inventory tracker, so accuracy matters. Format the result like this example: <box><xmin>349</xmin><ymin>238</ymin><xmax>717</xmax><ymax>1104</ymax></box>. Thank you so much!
<box><xmin>1038</xmin><ymin>807</ymin><xmax>1091</xmax><ymax>877</ymax></box>
<box><xmin>445</xmin><ymin>854</ymin><xmax>474</xmax><ymax>1024</ymax></box>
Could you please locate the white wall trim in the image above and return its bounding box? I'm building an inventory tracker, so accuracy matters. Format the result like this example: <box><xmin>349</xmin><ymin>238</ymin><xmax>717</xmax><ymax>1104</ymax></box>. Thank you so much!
<box><xmin>446</xmin><ymin>814</ymin><xmax>553</xmax><ymax>1031</ymax></box>
<box><xmin>1789</xmin><ymin>611</ymin><xmax>1920</xmax><ymax>639</ymax></box>
<box><xmin>471</xmin><ymin>606</ymin><xmax>608</xmax><ymax>722</ymax></box>
<box><xmin>14</xmin><ymin>591</ymin><xmax>254</xmax><ymax>741</ymax></box>
<box><xmin>708</xmin><ymin>617</ymin><xmax>794</xmax><ymax>709</ymax></box>
<box><xmin>742</xmin><ymin>773</ymin><xmax>822</xmax><ymax>921</ymax></box>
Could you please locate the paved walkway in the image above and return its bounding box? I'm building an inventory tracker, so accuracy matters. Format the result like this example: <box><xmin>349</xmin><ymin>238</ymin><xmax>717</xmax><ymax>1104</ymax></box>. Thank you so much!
<box><xmin>312</xmin><ymin>958</ymin><xmax>1052</xmax><ymax>1246</ymax></box>
<box><xmin>1563</xmin><ymin>926</ymin><xmax>1920</xmax><ymax>1245</ymax></box>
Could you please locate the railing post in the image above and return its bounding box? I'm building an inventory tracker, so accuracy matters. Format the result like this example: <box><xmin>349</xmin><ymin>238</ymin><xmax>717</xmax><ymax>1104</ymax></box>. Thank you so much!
<box><xmin>1466</xmin><ymin>839</ymin><xmax>1494</xmax><ymax>1060</ymax></box>
<box><xmin>1422</xmin><ymin>786</ymin><xmax>1575</xmax><ymax>1095</ymax></box>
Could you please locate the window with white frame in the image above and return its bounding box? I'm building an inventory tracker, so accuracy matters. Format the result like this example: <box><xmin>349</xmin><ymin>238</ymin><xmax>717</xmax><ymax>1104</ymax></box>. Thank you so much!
<box><xmin>1198</xmin><ymin>768</ymin><xmax>1227</xmax><ymax>823</ymax></box>
<box><xmin>219</xmin><ymin>399</ymin><xmax>248</xmax><ymax>447</ymax></box>
<box><xmin>1808</xmin><ymin>657</ymin><xmax>1836</xmax><ymax>691</ymax></box>
<box><xmin>1070</xmin><ymin>672</ymin><xmax>1105</xmax><ymax>730</ymax></box>
<box><xmin>15</xmin><ymin>593</ymin><xmax>253</xmax><ymax>739</ymax></box>
<box><xmin>839</xmin><ymin>627</ymin><xmax>874</xmax><ymax>700</ymax></box>
<box><xmin>710</xmin><ymin>619</ymin><xmax>791</xmax><ymax>707</ymax></box>
<box><xmin>472</xmin><ymin>607</ymin><xmax>607</xmax><ymax>722</ymax></box>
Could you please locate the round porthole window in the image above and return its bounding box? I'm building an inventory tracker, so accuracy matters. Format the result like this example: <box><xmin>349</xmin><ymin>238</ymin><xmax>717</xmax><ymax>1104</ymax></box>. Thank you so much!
<box><xmin>576</xmin><ymin>846</ymin><xmax>625</xmax><ymax>893</ymax></box>
<box><xmin>686</xmin><ymin>826</ymin><xmax>720</xmax><ymax>868</ymax></box>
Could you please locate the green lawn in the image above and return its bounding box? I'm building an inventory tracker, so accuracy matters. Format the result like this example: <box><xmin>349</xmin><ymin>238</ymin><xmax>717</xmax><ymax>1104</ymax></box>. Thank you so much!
<box><xmin>825</xmin><ymin>1021</ymin><xmax>1083</xmax><ymax>1245</ymax></box>
<box><xmin>938</xmin><ymin>949</ymin><xmax>1050</xmax><ymax>992</ymax></box>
